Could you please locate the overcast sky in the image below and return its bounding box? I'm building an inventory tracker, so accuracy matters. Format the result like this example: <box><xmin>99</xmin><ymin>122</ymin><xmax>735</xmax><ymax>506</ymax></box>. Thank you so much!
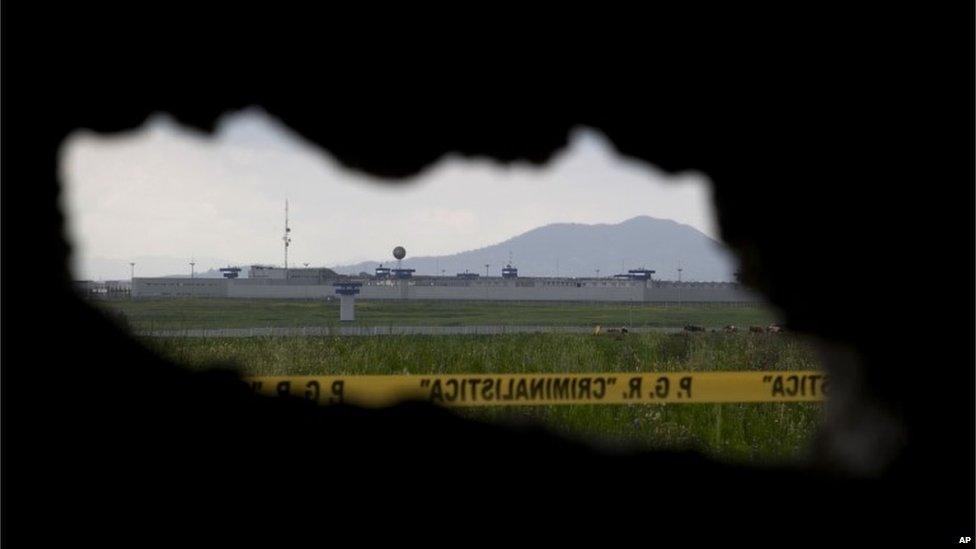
<box><xmin>61</xmin><ymin>109</ymin><xmax>719</xmax><ymax>280</ymax></box>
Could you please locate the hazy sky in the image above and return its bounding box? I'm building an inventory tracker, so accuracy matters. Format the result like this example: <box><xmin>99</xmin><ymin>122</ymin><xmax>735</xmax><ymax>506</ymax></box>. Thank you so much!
<box><xmin>61</xmin><ymin>109</ymin><xmax>719</xmax><ymax>280</ymax></box>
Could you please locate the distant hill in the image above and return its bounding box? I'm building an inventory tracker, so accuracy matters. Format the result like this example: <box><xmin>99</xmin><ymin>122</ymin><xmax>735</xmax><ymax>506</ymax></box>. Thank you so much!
<box><xmin>77</xmin><ymin>255</ymin><xmax>241</xmax><ymax>281</ymax></box>
<box><xmin>333</xmin><ymin>216</ymin><xmax>738</xmax><ymax>282</ymax></box>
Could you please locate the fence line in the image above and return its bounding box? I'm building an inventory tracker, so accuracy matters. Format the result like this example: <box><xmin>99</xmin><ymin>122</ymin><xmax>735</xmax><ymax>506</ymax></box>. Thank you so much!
<box><xmin>136</xmin><ymin>325</ymin><xmax>686</xmax><ymax>338</ymax></box>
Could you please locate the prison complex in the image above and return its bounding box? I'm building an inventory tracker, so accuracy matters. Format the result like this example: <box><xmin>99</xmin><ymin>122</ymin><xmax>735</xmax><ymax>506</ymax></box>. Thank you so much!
<box><xmin>130</xmin><ymin>265</ymin><xmax>759</xmax><ymax>303</ymax></box>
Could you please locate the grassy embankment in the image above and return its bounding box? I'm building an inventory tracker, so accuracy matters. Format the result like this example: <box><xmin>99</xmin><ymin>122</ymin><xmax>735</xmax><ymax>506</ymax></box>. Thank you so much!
<box><xmin>147</xmin><ymin>331</ymin><xmax>821</xmax><ymax>465</ymax></box>
<box><xmin>101</xmin><ymin>298</ymin><xmax>780</xmax><ymax>331</ymax></box>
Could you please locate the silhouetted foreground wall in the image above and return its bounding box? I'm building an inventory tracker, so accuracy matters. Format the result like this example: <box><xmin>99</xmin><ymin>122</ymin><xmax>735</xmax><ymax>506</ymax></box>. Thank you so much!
<box><xmin>3</xmin><ymin>5</ymin><xmax>973</xmax><ymax>546</ymax></box>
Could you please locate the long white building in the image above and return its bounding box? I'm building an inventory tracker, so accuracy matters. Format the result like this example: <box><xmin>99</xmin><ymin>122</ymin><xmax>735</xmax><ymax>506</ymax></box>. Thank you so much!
<box><xmin>132</xmin><ymin>269</ymin><xmax>759</xmax><ymax>303</ymax></box>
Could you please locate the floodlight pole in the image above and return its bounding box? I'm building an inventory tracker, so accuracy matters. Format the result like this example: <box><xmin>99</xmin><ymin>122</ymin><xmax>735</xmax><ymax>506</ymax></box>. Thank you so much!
<box><xmin>283</xmin><ymin>200</ymin><xmax>291</xmax><ymax>273</ymax></box>
<box><xmin>677</xmin><ymin>267</ymin><xmax>683</xmax><ymax>305</ymax></box>
<box><xmin>129</xmin><ymin>262</ymin><xmax>135</xmax><ymax>280</ymax></box>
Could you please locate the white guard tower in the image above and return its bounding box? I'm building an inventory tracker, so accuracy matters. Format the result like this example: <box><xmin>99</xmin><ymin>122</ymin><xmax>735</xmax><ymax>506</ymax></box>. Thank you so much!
<box><xmin>333</xmin><ymin>282</ymin><xmax>363</xmax><ymax>322</ymax></box>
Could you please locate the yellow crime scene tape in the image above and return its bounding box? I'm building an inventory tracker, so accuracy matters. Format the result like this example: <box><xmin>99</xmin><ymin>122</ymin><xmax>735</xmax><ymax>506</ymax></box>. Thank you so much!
<box><xmin>246</xmin><ymin>371</ymin><xmax>828</xmax><ymax>407</ymax></box>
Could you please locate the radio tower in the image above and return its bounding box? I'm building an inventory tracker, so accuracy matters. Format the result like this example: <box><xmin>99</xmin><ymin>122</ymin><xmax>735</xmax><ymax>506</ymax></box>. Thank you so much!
<box><xmin>283</xmin><ymin>200</ymin><xmax>292</xmax><ymax>271</ymax></box>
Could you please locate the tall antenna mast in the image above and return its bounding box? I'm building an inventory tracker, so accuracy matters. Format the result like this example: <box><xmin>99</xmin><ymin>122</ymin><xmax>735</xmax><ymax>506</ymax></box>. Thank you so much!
<box><xmin>283</xmin><ymin>200</ymin><xmax>292</xmax><ymax>270</ymax></box>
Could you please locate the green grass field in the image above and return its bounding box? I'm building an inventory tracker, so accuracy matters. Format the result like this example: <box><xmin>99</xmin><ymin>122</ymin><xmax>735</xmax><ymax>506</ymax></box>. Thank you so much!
<box><xmin>101</xmin><ymin>298</ymin><xmax>780</xmax><ymax>331</ymax></box>
<box><xmin>147</xmin><ymin>331</ymin><xmax>822</xmax><ymax>465</ymax></box>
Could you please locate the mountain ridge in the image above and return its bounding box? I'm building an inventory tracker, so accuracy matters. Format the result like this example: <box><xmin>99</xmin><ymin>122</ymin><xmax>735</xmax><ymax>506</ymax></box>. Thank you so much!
<box><xmin>83</xmin><ymin>216</ymin><xmax>738</xmax><ymax>281</ymax></box>
<box><xmin>333</xmin><ymin>216</ymin><xmax>736</xmax><ymax>282</ymax></box>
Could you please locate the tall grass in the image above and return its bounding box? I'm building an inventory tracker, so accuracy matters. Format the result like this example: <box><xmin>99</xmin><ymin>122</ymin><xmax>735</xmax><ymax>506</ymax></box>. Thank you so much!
<box><xmin>148</xmin><ymin>332</ymin><xmax>822</xmax><ymax>465</ymax></box>
<box><xmin>101</xmin><ymin>298</ymin><xmax>778</xmax><ymax>330</ymax></box>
